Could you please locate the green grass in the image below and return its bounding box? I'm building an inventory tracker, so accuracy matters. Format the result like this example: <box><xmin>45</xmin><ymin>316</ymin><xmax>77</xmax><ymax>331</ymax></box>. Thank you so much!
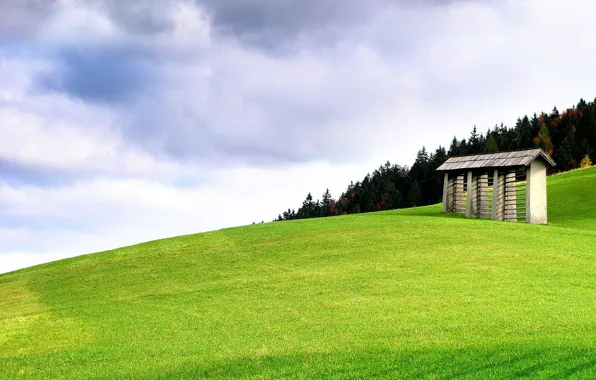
<box><xmin>1</xmin><ymin>167</ymin><xmax>595</xmax><ymax>379</ymax></box>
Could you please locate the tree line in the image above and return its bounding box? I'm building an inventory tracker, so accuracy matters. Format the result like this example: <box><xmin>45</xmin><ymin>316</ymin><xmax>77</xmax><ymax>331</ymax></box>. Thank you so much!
<box><xmin>275</xmin><ymin>97</ymin><xmax>596</xmax><ymax>222</ymax></box>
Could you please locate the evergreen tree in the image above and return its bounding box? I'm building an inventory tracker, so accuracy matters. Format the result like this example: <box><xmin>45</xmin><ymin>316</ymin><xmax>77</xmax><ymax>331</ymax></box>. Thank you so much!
<box><xmin>469</xmin><ymin>125</ymin><xmax>482</xmax><ymax>154</ymax></box>
<box><xmin>408</xmin><ymin>181</ymin><xmax>421</xmax><ymax>207</ymax></box>
<box><xmin>577</xmin><ymin>100</ymin><xmax>596</xmax><ymax>159</ymax></box>
<box><xmin>427</xmin><ymin>146</ymin><xmax>448</xmax><ymax>204</ymax></box>
<box><xmin>551</xmin><ymin>106</ymin><xmax>560</xmax><ymax>119</ymax></box>
<box><xmin>458</xmin><ymin>138</ymin><xmax>469</xmax><ymax>155</ymax></box>
<box><xmin>555</xmin><ymin>135</ymin><xmax>575</xmax><ymax>171</ymax></box>
<box><xmin>314</xmin><ymin>199</ymin><xmax>322</xmax><ymax>217</ymax></box>
<box><xmin>297</xmin><ymin>193</ymin><xmax>317</xmax><ymax>218</ymax></box>
<box><xmin>483</xmin><ymin>133</ymin><xmax>499</xmax><ymax>153</ymax></box>
<box><xmin>519</xmin><ymin>115</ymin><xmax>533</xmax><ymax>148</ymax></box>
<box><xmin>321</xmin><ymin>189</ymin><xmax>333</xmax><ymax>217</ymax></box>
<box><xmin>448</xmin><ymin>136</ymin><xmax>459</xmax><ymax>156</ymax></box>
<box><xmin>497</xmin><ymin>123</ymin><xmax>510</xmax><ymax>151</ymax></box>
<box><xmin>409</xmin><ymin>147</ymin><xmax>430</xmax><ymax>182</ymax></box>
<box><xmin>386</xmin><ymin>181</ymin><xmax>404</xmax><ymax>209</ymax></box>
<box><xmin>530</xmin><ymin>113</ymin><xmax>541</xmax><ymax>138</ymax></box>
<box><xmin>431</xmin><ymin>146</ymin><xmax>447</xmax><ymax>168</ymax></box>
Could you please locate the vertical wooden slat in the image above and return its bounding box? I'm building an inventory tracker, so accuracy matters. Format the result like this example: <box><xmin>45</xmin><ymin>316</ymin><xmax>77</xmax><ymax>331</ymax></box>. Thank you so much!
<box><xmin>504</xmin><ymin>169</ymin><xmax>517</xmax><ymax>221</ymax></box>
<box><xmin>477</xmin><ymin>172</ymin><xmax>489</xmax><ymax>218</ymax></box>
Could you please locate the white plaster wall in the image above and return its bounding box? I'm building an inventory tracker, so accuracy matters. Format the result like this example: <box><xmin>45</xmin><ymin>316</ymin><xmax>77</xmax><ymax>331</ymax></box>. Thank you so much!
<box><xmin>527</xmin><ymin>160</ymin><xmax>548</xmax><ymax>224</ymax></box>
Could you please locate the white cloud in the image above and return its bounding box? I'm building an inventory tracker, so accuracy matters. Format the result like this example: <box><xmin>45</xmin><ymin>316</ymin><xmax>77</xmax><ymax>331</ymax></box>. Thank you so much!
<box><xmin>0</xmin><ymin>57</ymin><xmax>181</xmax><ymax>180</ymax></box>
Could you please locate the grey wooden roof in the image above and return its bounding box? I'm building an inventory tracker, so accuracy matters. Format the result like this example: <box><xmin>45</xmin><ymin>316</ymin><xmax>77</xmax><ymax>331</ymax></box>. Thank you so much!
<box><xmin>436</xmin><ymin>149</ymin><xmax>556</xmax><ymax>171</ymax></box>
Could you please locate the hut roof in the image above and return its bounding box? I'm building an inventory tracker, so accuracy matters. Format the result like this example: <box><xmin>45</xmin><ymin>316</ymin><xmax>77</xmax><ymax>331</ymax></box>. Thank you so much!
<box><xmin>436</xmin><ymin>149</ymin><xmax>556</xmax><ymax>171</ymax></box>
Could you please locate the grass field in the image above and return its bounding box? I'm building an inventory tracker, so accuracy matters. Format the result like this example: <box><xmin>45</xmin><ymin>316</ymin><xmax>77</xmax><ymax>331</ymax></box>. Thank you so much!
<box><xmin>1</xmin><ymin>167</ymin><xmax>595</xmax><ymax>379</ymax></box>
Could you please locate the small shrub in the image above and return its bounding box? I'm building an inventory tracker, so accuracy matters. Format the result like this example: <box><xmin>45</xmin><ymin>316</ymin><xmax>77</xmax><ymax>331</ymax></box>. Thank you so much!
<box><xmin>580</xmin><ymin>155</ymin><xmax>593</xmax><ymax>168</ymax></box>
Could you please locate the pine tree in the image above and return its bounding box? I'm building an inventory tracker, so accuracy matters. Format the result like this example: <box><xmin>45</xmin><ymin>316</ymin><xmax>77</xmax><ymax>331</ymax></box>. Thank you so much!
<box><xmin>431</xmin><ymin>146</ymin><xmax>447</xmax><ymax>168</ymax></box>
<box><xmin>469</xmin><ymin>126</ymin><xmax>482</xmax><ymax>154</ymax></box>
<box><xmin>408</xmin><ymin>181</ymin><xmax>421</xmax><ymax>207</ymax></box>
<box><xmin>314</xmin><ymin>199</ymin><xmax>322</xmax><ymax>217</ymax></box>
<box><xmin>483</xmin><ymin>134</ymin><xmax>499</xmax><ymax>153</ymax></box>
<box><xmin>517</xmin><ymin>115</ymin><xmax>533</xmax><ymax>148</ymax></box>
<box><xmin>530</xmin><ymin>113</ymin><xmax>540</xmax><ymax>138</ymax></box>
<box><xmin>409</xmin><ymin>147</ymin><xmax>430</xmax><ymax>182</ymax></box>
<box><xmin>321</xmin><ymin>189</ymin><xmax>332</xmax><ymax>217</ymax></box>
<box><xmin>497</xmin><ymin>123</ymin><xmax>510</xmax><ymax>151</ymax></box>
<box><xmin>555</xmin><ymin>135</ymin><xmax>576</xmax><ymax>171</ymax></box>
<box><xmin>298</xmin><ymin>193</ymin><xmax>317</xmax><ymax>218</ymax></box>
<box><xmin>380</xmin><ymin>181</ymin><xmax>403</xmax><ymax>210</ymax></box>
<box><xmin>458</xmin><ymin>139</ymin><xmax>469</xmax><ymax>155</ymax></box>
<box><xmin>448</xmin><ymin>137</ymin><xmax>459</xmax><ymax>156</ymax></box>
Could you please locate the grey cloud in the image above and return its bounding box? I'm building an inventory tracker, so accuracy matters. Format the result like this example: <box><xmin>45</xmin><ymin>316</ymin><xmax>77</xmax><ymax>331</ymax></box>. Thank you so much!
<box><xmin>87</xmin><ymin>0</ymin><xmax>374</xmax><ymax>44</ymax></box>
<box><xmin>118</xmin><ymin>58</ymin><xmax>402</xmax><ymax>167</ymax></box>
<box><xmin>198</xmin><ymin>0</ymin><xmax>373</xmax><ymax>51</ymax></box>
<box><xmin>93</xmin><ymin>0</ymin><xmax>178</xmax><ymax>34</ymax></box>
<box><xmin>0</xmin><ymin>0</ymin><xmax>57</xmax><ymax>36</ymax></box>
<box><xmin>0</xmin><ymin>159</ymin><xmax>72</xmax><ymax>187</ymax></box>
<box><xmin>197</xmin><ymin>0</ymin><xmax>478</xmax><ymax>52</ymax></box>
<box><xmin>0</xmin><ymin>0</ymin><xmax>174</xmax><ymax>37</ymax></box>
<box><xmin>80</xmin><ymin>0</ymin><xmax>457</xmax><ymax>51</ymax></box>
<box><xmin>36</xmin><ymin>46</ymin><xmax>155</xmax><ymax>103</ymax></box>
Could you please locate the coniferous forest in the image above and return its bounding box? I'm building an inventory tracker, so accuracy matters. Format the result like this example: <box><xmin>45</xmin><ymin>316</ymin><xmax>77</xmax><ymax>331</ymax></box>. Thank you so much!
<box><xmin>274</xmin><ymin>97</ymin><xmax>596</xmax><ymax>222</ymax></box>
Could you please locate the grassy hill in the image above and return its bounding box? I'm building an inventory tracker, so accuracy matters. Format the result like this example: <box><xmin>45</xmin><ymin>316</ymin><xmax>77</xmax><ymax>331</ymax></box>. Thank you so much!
<box><xmin>1</xmin><ymin>167</ymin><xmax>595</xmax><ymax>379</ymax></box>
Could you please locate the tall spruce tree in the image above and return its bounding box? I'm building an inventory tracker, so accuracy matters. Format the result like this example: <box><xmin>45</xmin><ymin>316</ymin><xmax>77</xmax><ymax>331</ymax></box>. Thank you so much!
<box><xmin>483</xmin><ymin>133</ymin><xmax>499</xmax><ymax>153</ymax></box>
<box><xmin>448</xmin><ymin>137</ymin><xmax>460</xmax><ymax>156</ymax></box>
<box><xmin>321</xmin><ymin>189</ymin><xmax>333</xmax><ymax>217</ymax></box>
<box><xmin>469</xmin><ymin>126</ymin><xmax>482</xmax><ymax>154</ymax></box>
<box><xmin>408</xmin><ymin>181</ymin><xmax>421</xmax><ymax>207</ymax></box>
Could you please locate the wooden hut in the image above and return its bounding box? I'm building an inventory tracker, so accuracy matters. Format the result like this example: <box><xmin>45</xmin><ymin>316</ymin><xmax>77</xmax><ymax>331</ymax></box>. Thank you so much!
<box><xmin>436</xmin><ymin>149</ymin><xmax>556</xmax><ymax>224</ymax></box>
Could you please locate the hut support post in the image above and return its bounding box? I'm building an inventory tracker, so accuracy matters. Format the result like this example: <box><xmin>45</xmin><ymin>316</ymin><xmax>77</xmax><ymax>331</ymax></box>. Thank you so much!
<box><xmin>466</xmin><ymin>171</ymin><xmax>478</xmax><ymax>218</ymax></box>
<box><xmin>526</xmin><ymin>160</ymin><xmax>548</xmax><ymax>224</ymax></box>
<box><xmin>442</xmin><ymin>172</ymin><xmax>454</xmax><ymax>213</ymax></box>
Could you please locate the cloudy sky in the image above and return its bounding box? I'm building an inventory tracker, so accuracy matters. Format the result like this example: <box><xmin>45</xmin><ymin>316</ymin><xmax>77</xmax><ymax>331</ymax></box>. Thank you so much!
<box><xmin>1</xmin><ymin>0</ymin><xmax>595</xmax><ymax>273</ymax></box>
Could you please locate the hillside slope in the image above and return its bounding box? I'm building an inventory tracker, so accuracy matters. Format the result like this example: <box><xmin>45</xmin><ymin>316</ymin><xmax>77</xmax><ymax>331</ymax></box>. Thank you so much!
<box><xmin>1</xmin><ymin>167</ymin><xmax>595</xmax><ymax>379</ymax></box>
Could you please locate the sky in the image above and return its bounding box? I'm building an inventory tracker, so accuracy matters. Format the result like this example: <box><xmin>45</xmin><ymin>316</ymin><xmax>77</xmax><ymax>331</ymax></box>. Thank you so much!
<box><xmin>1</xmin><ymin>0</ymin><xmax>595</xmax><ymax>274</ymax></box>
